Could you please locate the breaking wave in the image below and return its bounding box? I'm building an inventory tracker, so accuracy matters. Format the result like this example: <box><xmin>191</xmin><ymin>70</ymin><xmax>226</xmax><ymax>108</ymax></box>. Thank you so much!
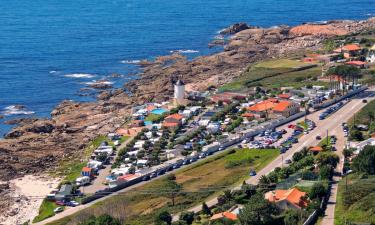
<box><xmin>169</xmin><ymin>49</ymin><xmax>199</xmax><ymax>54</ymax></box>
<box><xmin>3</xmin><ymin>105</ymin><xmax>35</xmax><ymax>116</ymax></box>
<box><xmin>64</xmin><ymin>73</ymin><xmax>96</xmax><ymax>78</ymax></box>
<box><xmin>121</xmin><ymin>60</ymin><xmax>141</xmax><ymax>64</ymax></box>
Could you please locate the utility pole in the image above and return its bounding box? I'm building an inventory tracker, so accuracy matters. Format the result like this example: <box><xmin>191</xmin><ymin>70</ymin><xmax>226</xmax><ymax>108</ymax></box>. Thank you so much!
<box><xmin>281</xmin><ymin>155</ymin><xmax>284</xmax><ymax>168</ymax></box>
<box><xmin>327</xmin><ymin>129</ymin><xmax>329</xmax><ymax>146</ymax></box>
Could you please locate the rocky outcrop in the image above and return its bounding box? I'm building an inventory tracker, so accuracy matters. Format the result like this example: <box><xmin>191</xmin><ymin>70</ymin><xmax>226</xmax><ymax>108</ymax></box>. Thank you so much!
<box><xmin>220</xmin><ymin>22</ymin><xmax>254</xmax><ymax>35</ymax></box>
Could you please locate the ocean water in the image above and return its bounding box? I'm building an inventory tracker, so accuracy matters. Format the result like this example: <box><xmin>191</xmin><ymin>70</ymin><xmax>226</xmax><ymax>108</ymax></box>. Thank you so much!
<box><xmin>0</xmin><ymin>0</ymin><xmax>374</xmax><ymax>136</ymax></box>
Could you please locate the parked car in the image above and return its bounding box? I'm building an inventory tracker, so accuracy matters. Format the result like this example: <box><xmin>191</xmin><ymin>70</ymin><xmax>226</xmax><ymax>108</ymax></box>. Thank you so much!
<box><xmin>54</xmin><ymin>207</ymin><xmax>64</xmax><ymax>214</ymax></box>
<box><xmin>362</xmin><ymin>99</ymin><xmax>368</xmax><ymax>103</ymax></box>
<box><xmin>67</xmin><ymin>201</ymin><xmax>80</xmax><ymax>207</ymax></box>
<box><xmin>285</xmin><ymin>159</ymin><xmax>292</xmax><ymax>164</ymax></box>
<box><xmin>249</xmin><ymin>170</ymin><xmax>257</xmax><ymax>176</ymax></box>
<box><xmin>55</xmin><ymin>201</ymin><xmax>66</xmax><ymax>206</ymax></box>
<box><xmin>316</xmin><ymin>135</ymin><xmax>321</xmax><ymax>140</ymax></box>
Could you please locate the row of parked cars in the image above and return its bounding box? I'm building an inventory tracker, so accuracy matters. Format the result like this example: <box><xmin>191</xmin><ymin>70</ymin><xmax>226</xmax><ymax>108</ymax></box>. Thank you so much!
<box><xmin>280</xmin><ymin>120</ymin><xmax>316</xmax><ymax>153</ymax></box>
<box><xmin>319</xmin><ymin>102</ymin><xmax>344</xmax><ymax>120</ymax></box>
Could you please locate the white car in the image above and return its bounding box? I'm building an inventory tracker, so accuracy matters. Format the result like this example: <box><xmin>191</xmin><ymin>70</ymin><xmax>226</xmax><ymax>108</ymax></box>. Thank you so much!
<box><xmin>54</xmin><ymin>207</ymin><xmax>64</xmax><ymax>214</ymax></box>
<box><xmin>69</xmin><ymin>201</ymin><xmax>80</xmax><ymax>207</ymax></box>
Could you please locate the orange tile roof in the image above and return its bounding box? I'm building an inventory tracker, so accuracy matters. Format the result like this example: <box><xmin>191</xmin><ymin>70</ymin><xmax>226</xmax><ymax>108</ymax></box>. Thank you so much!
<box><xmin>241</xmin><ymin>113</ymin><xmax>255</xmax><ymax>118</ymax></box>
<box><xmin>116</xmin><ymin>127</ymin><xmax>143</xmax><ymax>136</ymax></box>
<box><xmin>345</xmin><ymin>61</ymin><xmax>367</xmax><ymax>66</ymax></box>
<box><xmin>248</xmin><ymin>101</ymin><xmax>277</xmax><ymax>112</ymax></box>
<box><xmin>273</xmin><ymin>101</ymin><xmax>292</xmax><ymax>112</ymax></box>
<box><xmin>309</xmin><ymin>146</ymin><xmax>323</xmax><ymax>152</ymax></box>
<box><xmin>146</xmin><ymin>105</ymin><xmax>156</xmax><ymax>111</ymax></box>
<box><xmin>278</xmin><ymin>93</ymin><xmax>291</xmax><ymax>99</ymax></box>
<box><xmin>166</xmin><ymin>113</ymin><xmax>184</xmax><ymax>120</ymax></box>
<box><xmin>334</xmin><ymin>44</ymin><xmax>361</xmax><ymax>53</ymax></box>
<box><xmin>210</xmin><ymin>212</ymin><xmax>238</xmax><ymax>221</ymax></box>
<box><xmin>265</xmin><ymin>188</ymin><xmax>308</xmax><ymax>208</ymax></box>
<box><xmin>82</xmin><ymin>167</ymin><xmax>92</xmax><ymax>172</ymax></box>
<box><xmin>162</xmin><ymin>122</ymin><xmax>180</xmax><ymax>127</ymax></box>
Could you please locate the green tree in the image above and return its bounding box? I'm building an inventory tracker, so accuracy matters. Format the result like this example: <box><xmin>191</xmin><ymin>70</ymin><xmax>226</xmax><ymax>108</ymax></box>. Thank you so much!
<box><xmin>155</xmin><ymin>210</ymin><xmax>172</xmax><ymax>225</ymax></box>
<box><xmin>283</xmin><ymin>209</ymin><xmax>300</xmax><ymax>225</ymax></box>
<box><xmin>78</xmin><ymin>214</ymin><xmax>121</xmax><ymax>225</ymax></box>
<box><xmin>352</xmin><ymin>145</ymin><xmax>375</xmax><ymax>174</ymax></box>
<box><xmin>319</xmin><ymin>165</ymin><xmax>333</xmax><ymax>180</ymax></box>
<box><xmin>238</xmin><ymin>193</ymin><xmax>278</xmax><ymax>225</ymax></box>
<box><xmin>202</xmin><ymin>202</ymin><xmax>212</xmax><ymax>216</ymax></box>
<box><xmin>96</xmin><ymin>152</ymin><xmax>108</xmax><ymax>162</ymax></box>
<box><xmin>179</xmin><ymin>211</ymin><xmax>195</xmax><ymax>225</ymax></box>
<box><xmin>309</xmin><ymin>183</ymin><xmax>327</xmax><ymax>200</ymax></box>
<box><xmin>350</xmin><ymin>129</ymin><xmax>364</xmax><ymax>141</ymax></box>
<box><xmin>316</xmin><ymin>152</ymin><xmax>339</xmax><ymax>168</ymax></box>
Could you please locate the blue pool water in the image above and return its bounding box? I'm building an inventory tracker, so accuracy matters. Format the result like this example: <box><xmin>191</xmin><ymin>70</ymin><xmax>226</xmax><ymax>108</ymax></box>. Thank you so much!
<box><xmin>151</xmin><ymin>108</ymin><xmax>169</xmax><ymax>115</ymax></box>
<box><xmin>0</xmin><ymin>0</ymin><xmax>375</xmax><ymax>136</ymax></box>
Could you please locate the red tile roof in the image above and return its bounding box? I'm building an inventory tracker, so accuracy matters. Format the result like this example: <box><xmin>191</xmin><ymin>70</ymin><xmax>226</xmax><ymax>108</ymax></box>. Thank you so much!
<box><xmin>162</xmin><ymin>122</ymin><xmax>180</xmax><ymax>127</ymax></box>
<box><xmin>273</xmin><ymin>101</ymin><xmax>292</xmax><ymax>112</ymax></box>
<box><xmin>82</xmin><ymin>167</ymin><xmax>92</xmax><ymax>172</ymax></box>
<box><xmin>345</xmin><ymin>61</ymin><xmax>367</xmax><ymax>66</ymax></box>
<box><xmin>248</xmin><ymin>101</ymin><xmax>277</xmax><ymax>112</ymax></box>
<box><xmin>309</xmin><ymin>146</ymin><xmax>323</xmax><ymax>152</ymax></box>
<box><xmin>334</xmin><ymin>44</ymin><xmax>361</xmax><ymax>52</ymax></box>
<box><xmin>210</xmin><ymin>212</ymin><xmax>238</xmax><ymax>221</ymax></box>
<box><xmin>278</xmin><ymin>93</ymin><xmax>291</xmax><ymax>99</ymax></box>
<box><xmin>265</xmin><ymin>188</ymin><xmax>308</xmax><ymax>208</ymax></box>
<box><xmin>241</xmin><ymin>113</ymin><xmax>255</xmax><ymax>118</ymax></box>
<box><xmin>166</xmin><ymin>113</ymin><xmax>183</xmax><ymax>120</ymax></box>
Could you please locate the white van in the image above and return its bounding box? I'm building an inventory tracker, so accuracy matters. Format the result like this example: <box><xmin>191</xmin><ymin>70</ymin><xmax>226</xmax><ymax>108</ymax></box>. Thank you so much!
<box><xmin>76</xmin><ymin>176</ymin><xmax>90</xmax><ymax>186</ymax></box>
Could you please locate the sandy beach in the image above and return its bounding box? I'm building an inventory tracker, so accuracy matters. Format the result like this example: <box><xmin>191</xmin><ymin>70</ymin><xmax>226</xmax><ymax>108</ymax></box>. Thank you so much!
<box><xmin>0</xmin><ymin>175</ymin><xmax>60</xmax><ymax>225</ymax></box>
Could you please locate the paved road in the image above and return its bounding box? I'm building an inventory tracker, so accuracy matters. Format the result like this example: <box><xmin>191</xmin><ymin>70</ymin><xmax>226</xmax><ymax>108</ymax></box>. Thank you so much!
<box><xmin>35</xmin><ymin>89</ymin><xmax>374</xmax><ymax>225</ymax></box>
<box><xmin>174</xmin><ymin>89</ymin><xmax>375</xmax><ymax>220</ymax></box>
<box><xmin>321</xmin><ymin>89</ymin><xmax>375</xmax><ymax>225</ymax></box>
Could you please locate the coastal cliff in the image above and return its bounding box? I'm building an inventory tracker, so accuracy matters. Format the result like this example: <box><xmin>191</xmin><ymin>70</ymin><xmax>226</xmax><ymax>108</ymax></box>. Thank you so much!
<box><xmin>0</xmin><ymin>17</ymin><xmax>374</xmax><ymax>183</ymax></box>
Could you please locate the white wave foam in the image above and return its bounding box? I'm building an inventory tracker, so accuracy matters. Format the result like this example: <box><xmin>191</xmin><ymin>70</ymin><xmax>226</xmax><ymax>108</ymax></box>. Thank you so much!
<box><xmin>49</xmin><ymin>70</ymin><xmax>58</xmax><ymax>74</ymax></box>
<box><xmin>169</xmin><ymin>49</ymin><xmax>199</xmax><ymax>54</ymax></box>
<box><xmin>83</xmin><ymin>80</ymin><xmax>114</xmax><ymax>85</ymax></box>
<box><xmin>214</xmin><ymin>35</ymin><xmax>225</xmax><ymax>40</ymax></box>
<box><xmin>217</xmin><ymin>28</ymin><xmax>226</xmax><ymax>34</ymax></box>
<box><xmin>64</xmin><ymin>73</ymin><xmax>96</xmax><ymax>78</ymax></box>
<box><xmin>3</xmin><ymin>105</ymin><xmax>35</xmax><ymax>116</ymax></box>
<box><xmin>121</xmin><ymin>60</ymin><xmax>141</xmax><ymax>64</ymax></box>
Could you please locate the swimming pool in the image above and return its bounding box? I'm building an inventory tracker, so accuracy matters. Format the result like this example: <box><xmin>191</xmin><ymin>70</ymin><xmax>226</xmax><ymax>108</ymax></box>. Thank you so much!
<box><xmin>151</xmin><ymin>108</ymin><xmax>168</xmax><ymax>115</ymax></box>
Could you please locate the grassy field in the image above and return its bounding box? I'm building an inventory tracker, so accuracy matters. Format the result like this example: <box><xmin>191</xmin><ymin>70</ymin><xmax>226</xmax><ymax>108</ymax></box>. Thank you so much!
<box><xmin>145</xmin><ymin>113</ymin><xmax>163</xmax><ymax>122</ymax></box>
<box><xmin>220</xmin><ymin>59</ymin><xmax>324</xmax><ymax>92</ymax></box>
<box><xmin>47</xmin><ymin>148</ymin><xmax>279</xmax><ymax>225</ymax></box>
<box><xmin>348</xmin><ymin>99</ymin><xmax>375</xmax><ymax>127</ymax></box>
<box><xmin>335</xmin><ymin>174</ymin><xmax>375</xmax><ymax>225</ymax></box>
<box><xmin>253</xmin><ymin>59</ymin><xmax>311</xmax><ymax>69</ymax></box>
<box><xmin>33</xmin><ymin>200</ymin><xmax>62</xmax><ymax>223</ymax></box>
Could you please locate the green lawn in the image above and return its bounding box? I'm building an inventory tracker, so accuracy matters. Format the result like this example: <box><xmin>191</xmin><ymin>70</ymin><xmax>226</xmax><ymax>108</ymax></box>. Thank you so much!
<box><xmin>335</xmin><ymin>174</ymin><xmax>375</xmax><ymax>225</ymax></box>
<box><xmin>33</xmin><ymin>200</ymin><xmax>63</xmax><ymax>223</ymax></box>
<box><xmin>348</xmin><ymin>99</ymin><xmax>375</xmax><ymax>135</ymax></box>
<box><xmin>254</xmin><ymin>59</ymin><xmax>311</xmax><ymax>69</ymax></box>
<box><xmin>145</xmin><ymin>113</ymin><xmax>163</xmax><ymax>122</ymax></box>
<box><xmin>119</xmin><ymin>135</ymin><xmax>130</xmax><ymax>144</ymax></box>
<box><xmin>318</xmin><ymin>136</ymin><xmax>332</xmax><ymax>147</ymax></box>
<box><xmin>47</xmin><ymin>148</ymin><xmax>279</xmax><ymax>225</ymax></box>
<box><xmin>219</xmin><ymin>60</ymin><xmax>324</xmax><ymax>92</ymax></box>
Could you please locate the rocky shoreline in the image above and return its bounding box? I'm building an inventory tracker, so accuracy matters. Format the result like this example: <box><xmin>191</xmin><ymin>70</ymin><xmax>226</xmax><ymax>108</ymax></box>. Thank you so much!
<box><xmin>0</xmin><ymin>17</ymin><xmax>375</xmax><ymax>219</ymax></box>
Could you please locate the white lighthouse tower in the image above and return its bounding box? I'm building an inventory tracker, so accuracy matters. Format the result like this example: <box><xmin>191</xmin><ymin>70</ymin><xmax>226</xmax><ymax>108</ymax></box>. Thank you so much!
<box><xmin>174</xmin><ymin>79</ymin><xmax>185</xmax><ymax>105</ymax></box>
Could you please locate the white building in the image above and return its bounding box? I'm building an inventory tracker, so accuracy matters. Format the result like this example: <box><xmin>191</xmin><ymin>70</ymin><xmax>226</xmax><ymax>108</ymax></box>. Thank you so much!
<box><xmin>174</xmin><ymin>79</ymin><xmax>185</xmax><ymax>105</ymax></box>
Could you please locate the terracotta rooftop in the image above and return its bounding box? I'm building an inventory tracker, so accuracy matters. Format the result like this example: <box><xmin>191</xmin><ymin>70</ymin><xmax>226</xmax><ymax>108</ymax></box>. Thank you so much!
<box><xmin>248</xmin><ymin>100</ymin><xmax>277</xmax><ymax>112</ymax></box>
<box><xmin>278</xmin><ymin>93</ymin><xmax>291</xmax><ymax>99</ymax></box>
<box><xmin>334</xmin><ymin>44</ymin><xmax>361</xmax><ymax>52</ymax></box>
<box><xmin>241</xmin><ymin>113</ymin><xmax>255</xmax><ymax>118</ymax></box>
<box><xmin>210</xmin><ymin>211</ymin><xmax>238</xmax><ymax>221</ymax></box>
<box><xmin>265</xmin><ymin>188</ymin><xmax>308</xmax><ymax>208</ymax></box>
<box><xmin>162</xmin><ymin>122</ymin><xmax>180</xmax><ymax>127</ymax></box>
<box><xmin>166</xmin><ymin>113</ymin><xmax>184</xmax><ymax>120</ymax></box>
<box><xmin>309</xmin><ymin>146</ymin><xmax>323</xmax><ymax>152</ymax></box>
<box><xmin>273</xmin><ymin>101</ymin><xmax>292</xmax><ymax>112</ymax></box>
<box><xmin>345</xmin><ymin>61</ymin><xmax>367</xmax><ymax>66</ymax></box>
<box><xmin>82</xmin><ymin>167</ymin><xmax>92</xmax><ymax>172</ymax></box>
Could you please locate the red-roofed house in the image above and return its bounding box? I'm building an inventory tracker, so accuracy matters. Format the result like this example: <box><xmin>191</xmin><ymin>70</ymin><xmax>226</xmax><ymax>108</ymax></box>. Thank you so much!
<box><xmin>241</xmin><ymin>113</ymin><xmax>255</xmax><ymax>120</ymax></box>
<box><xmin>265</xmin><ymin>188</ymin><xmax>309</xmax><ymax>210</ymax></box>
<box><xmin>334</xmin><ymin>44</ymin><xmax>362</xmax><ymax>58</ymax></box>
<box><xmin>130</xmin><ymin>120</ymin><xmax>145</xmax><ymax>128</ymax></box>
<box><xmin>278</xmin><ymin>93</ymin><xmax>291</xmax><ymax>99</ymax></box>
<box><xmin>81</xmin><ymin>167</ymin><xmax>94</xmax><ymax>177</ymax></box>
<box><xmin>345</xmin><ymin>61</ymin><xmax>368</xmax><ymax>69</ymax></box>
<box><xmin>247</xmin><ymin>100</ymin><xmax>278</xmax><ymax>117</ymax></box>
<box><xmin>163</xmin><ymin>114</ymin><xmax>183</xmax><ymax>128</ymax></box>
<box><xmin>272</xmin><ymin>101</ymin><xmax>300</xmax><ymax>117</ymax></box>
<box><xmin>309</xmin><ymin>146</ymin><xmax>323</xmax><ymax>154</ymax></box>
<box><xmin>210</xmin><ymin>211</ymin><xmax>238</xmax><ymax>222</ymax></box>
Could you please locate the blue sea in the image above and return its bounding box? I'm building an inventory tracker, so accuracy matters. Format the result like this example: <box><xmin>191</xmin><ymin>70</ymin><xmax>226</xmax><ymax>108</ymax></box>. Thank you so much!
<box><xmin>0</xmin><ymin>0</ymin><xmax>374</xmax><ymax>136</ymax></box>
